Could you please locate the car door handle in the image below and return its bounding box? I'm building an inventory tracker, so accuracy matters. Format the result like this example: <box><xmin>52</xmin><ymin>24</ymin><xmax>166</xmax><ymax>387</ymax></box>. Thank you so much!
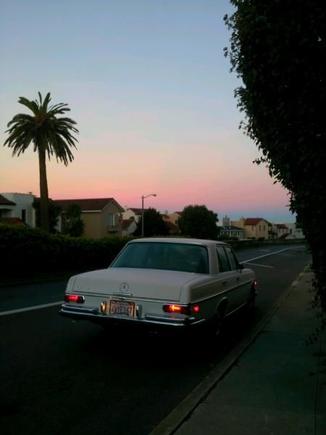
<box><xmin>236</xmin><ymin>277</ymin><xmax>240</xmax><ymax>282</ymax></box>
<box><xmin>222</xmin><ymin>281</ymin><xmax>227</xmax><ymax>286</ymax></box>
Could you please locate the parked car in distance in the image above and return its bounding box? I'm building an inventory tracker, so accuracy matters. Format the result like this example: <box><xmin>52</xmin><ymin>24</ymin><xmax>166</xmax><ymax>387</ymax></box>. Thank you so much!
<box><xmin>60</xmin><ymin>238</ymin><xmax>257</xmax><ymax>335</ymax></box>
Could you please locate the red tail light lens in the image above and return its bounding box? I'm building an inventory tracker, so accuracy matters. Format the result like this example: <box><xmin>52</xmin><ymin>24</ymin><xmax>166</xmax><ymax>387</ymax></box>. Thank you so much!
<box><xmin>192</xmin><ymin>304</ymin><xmax>200</xmax><ymax>313</ymax></box>
<box><xmin>65</xmin><ymin>294</ymin><xmax>85</xmax><ymax>303</ymax></box>
<box><xmin>163</xmin><ymin>304</ymin><xmax>200</xmax><ymax>315</ymax></box>
<box><xmin>252</xmin><ymin>280</ymin><xmax>258</xmax><ymax>290</ymax></box>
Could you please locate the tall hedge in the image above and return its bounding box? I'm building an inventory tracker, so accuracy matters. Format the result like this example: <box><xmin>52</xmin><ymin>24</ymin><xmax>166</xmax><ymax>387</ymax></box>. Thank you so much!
<box><xmin>0</xmin><ymin>224</ymin><xmax>131</xmax><ymax>280</ymax></box>
<box><xmin>225</xmin><ymin>1</ymin><xmax>326</xmax><ymax>309</ymax></box>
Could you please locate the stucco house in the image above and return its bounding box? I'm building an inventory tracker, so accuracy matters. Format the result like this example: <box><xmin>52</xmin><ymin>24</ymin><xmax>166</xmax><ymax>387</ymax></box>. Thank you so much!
<box><xmin>54</xmin><ymin>197</ymin><xmax>124</xmax><ymax>239</ymax></box>
<box><xmin>0</xmin><ymin>192</ymin><xmax>36</xmax><ymax>227</ymax></box>
<box><xmin>160</xmin><ymin>212</ymin><xmax>180</xmax><ymax>235</ymax></box>
<box><xmin>220</xmin><ymin>225</ymin><xmax>245</xmax><ymax>240</ymax></box>
<box><xmin>121</xmin><ymin>218</ymin><xmax>138</xmax><ymax>237</ymax></box>
<box><xmin>232</xmin><ymin>217</ymin><xmax>272</xmax><ymax>240</ymax></box>
<box><xmin>274</xmin><ymin>223</ymin><xmax>289</xmax><ymax>239</ymax></box>
<box><xmin>285</xmin><ymin>223</ymin><xmax>305</xmax><ymax>239</ymax></box>
<box><xmin>122</xmin><ymin>208</ymin><xmax>143</xmax><ymax>223</ymax></box>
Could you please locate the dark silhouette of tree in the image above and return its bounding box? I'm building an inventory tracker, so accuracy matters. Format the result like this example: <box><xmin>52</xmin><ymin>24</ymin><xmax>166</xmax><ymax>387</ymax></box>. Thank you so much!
<box><xmin>33</xmin><ymin>198</ymin><xmax>61</xmax><ymax>233</ymax></box>
<box><xmin>178</xmin><ymin>205</ymin><xmax>219</xmax><ymax>239</ymax></box>
<box><xmin>62</xmin><ymin>204</ymin><xmax>84</xmax><ymax>237</ymax></box>
<box><xmin>4</xmin><ymin>92</ymin><xmax>78</xmax><ymax>232</ymax></box>
<box><xmin>134</xmin><ymin>208</ymin><xmax>169</xmax><ymax>237</ymax></box>
<box><xmin>225</xmin><ymin>1</ymin><xmax>326</xmax><ymax>309</ymax></box>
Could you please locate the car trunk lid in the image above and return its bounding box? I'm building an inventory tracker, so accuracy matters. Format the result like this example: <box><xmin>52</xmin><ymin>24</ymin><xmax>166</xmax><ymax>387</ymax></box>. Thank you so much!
<box><xmin>72</xmin><ymin>267</ymin><xmax>199</xmax><ymax>301</ymax></box>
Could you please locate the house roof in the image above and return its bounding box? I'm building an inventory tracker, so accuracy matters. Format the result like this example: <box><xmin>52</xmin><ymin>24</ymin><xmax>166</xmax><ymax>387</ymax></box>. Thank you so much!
<box><xmin>0</xmin><ymin>194</ymin><xmax>16</xmax><ymax>206</ymax></box>
<box><xmin>244</xmin><ymin>218</ymin><xmax>271</xmax><ymax>226</ymax></box>
<box><xmin>129</xmin><ymin>208</ymin><xmax>144</xmax><ymax>215</ymax></box>
<box><xmin>54</xmin><ymin>197</ymin><xmax>124</xmax><ymax>212</ymax></box>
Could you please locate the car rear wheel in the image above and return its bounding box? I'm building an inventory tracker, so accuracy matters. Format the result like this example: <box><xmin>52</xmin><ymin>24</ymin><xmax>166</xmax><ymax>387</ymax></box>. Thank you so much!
<box><xmin>246</xmin><ymin>291</ymin><xmax>256</xmax><ymax>313</ymax></box>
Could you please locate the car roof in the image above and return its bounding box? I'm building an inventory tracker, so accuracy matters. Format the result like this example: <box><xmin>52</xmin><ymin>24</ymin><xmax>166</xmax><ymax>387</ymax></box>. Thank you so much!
<box><xmin>128</xmin><ymin>237</ymin><xmax>227</xmax><ymax>247</ymax></box>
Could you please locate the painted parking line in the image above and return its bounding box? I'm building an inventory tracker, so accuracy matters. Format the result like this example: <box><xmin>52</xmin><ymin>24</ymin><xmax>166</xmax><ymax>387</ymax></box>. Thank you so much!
<box><xmin>244</xmin><ymin>262</ymin><xmax>274</xmax><ymax>269</ymax></box>
<box><xmin>241</xmin><ymin>247</ymin><xmax>293</xmax><ymax>264</ymax></box>
<box><xmin>0</xmin><ymin>301</ymin><xmax>62</xmax><ymax>317</ymax></box>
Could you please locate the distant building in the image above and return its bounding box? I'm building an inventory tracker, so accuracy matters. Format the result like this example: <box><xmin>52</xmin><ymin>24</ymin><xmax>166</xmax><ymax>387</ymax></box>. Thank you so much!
<box><xmin>274</xmin><ymin>223</ymin><xmax>289</xmax><ymax>239</ymax></box>
<box><xmin>220</xmin><ymin>225</ymin><xmax>245</xmax><ymax>240</ymax></box>
<box><xmin>121</xmin><ymin>218</ymin><xmax>138</xmax><ymax>237</ymax></box>
<box><xmin>232</xmin><ymin>217</ymin><xmax>272</xmax><ymax>240</ymax></box>
<box><xmin>285</xmin><ymin>223</ymin><xmax>305</xmax><ymax>239</ymax></box>
<box><xmin>222</xmin><ymin>215</ymin><xmax>231</xmax><ymax>227</ymax></box>
<box><xmin>54</xmin><ymin>197</ymin><xmax>124</xmax><ymax>239</ymax></box>
<box><xmin>0</xmin><ymin>192</ymin><xmax>36</xmax><ymax>227</ymax></box>
<box><xmin>122</xmin><ymin>208</ymin><xmax>143</xmax><ymax>223</ymax></box>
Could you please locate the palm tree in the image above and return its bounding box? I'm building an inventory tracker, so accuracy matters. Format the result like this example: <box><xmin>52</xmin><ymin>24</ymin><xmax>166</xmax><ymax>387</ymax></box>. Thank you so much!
<box><xmin>4</xmin><ymin>92</ymin><xmax>78</xmax><ymax>231</ymax></box>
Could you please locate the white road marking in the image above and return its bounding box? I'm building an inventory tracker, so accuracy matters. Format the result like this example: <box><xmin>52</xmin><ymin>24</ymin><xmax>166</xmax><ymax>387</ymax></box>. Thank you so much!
<box><xmin>244</xmin><ymin>262</ymin><xmax>274</xmax><ymax>269</ymax></box>
<box><xmin>0</xmin><ymin>301</ymin><xmax>62</xmax><ymax>317</ymax></box>
<box><xmin>242</xmin><ymin>248</ymin><xmax>293</xmax><ymax>264</ymax></box>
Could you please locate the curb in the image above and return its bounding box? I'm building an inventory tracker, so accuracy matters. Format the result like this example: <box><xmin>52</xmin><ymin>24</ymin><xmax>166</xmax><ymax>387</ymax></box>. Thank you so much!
<box><xmin>150</xmin><ymin>267</ymin><xmax>310</xmax><ymax>435</ymax></box>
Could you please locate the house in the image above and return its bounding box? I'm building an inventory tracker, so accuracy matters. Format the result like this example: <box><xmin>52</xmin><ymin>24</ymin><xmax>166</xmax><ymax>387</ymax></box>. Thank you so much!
<box><xmin>285</xmin><ymin>223</ymin><xmax>305</xmax><ymax>239</ymax></box>
<box><xmin>274</xmin><ymin>223</ymin><xmax>289</xmax><ymax>239</ymax></box>
<box><xmin>121</xmin><ymin>218</ymin><xmax>138</xmax><ymax>237</ymax></box>
<box><xmin>122</xmin><ymin>208</ymin><xmax>143</xmax><ymax>223</ymax></box>
<box><xmin>220</xmin><ymin>225</ymin><xmax>245</xmax><ymax>240</ymax></box>
<box><xmin>232</xmin><ymin>217</ymin><xmax>272</xmax><ymax>240</ymax></box>
<box><xmin>167</xmin><ymin>211</ymin><xmax>183</xmax><ymax>225</ymax></box>
<box><xmin>0</xmin><ymin>192</ymin><xmax>36</xmax><ymax>227</ymax></box>
<box><xmin>161</xmin><ymin>211</ymin><xmax>183</xmax><ymax>235</ymax></box>
<box><xmin>160</xmin><ymin>211</ymin><xmax>183</xmax><ymax>234</ymax></box>
<box><xmin>54</xmin><ymin>197</ymin><xmax>124</xmax><ymax>239</ymax></box>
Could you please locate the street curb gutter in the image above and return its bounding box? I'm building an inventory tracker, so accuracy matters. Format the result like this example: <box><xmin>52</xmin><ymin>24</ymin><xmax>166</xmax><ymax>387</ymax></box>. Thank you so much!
<box><xmin>150</xmin><ymin>267</ymin><xmax>310</xmax><ymax>435</ymax></box>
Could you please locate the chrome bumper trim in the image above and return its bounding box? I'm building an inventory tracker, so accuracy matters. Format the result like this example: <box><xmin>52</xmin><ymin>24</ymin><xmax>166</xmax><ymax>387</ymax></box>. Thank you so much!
<box><xmin>60</xmin><ymin>304</ymin><xmax>205</xmax><ymax>328</ymax></box>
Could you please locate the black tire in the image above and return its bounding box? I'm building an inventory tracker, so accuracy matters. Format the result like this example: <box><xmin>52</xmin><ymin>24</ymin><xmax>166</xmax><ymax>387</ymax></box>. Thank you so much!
<box><xmin>245</xmin><ymin>292</ymin><xmax>256</xmax><ymax>314</ymax></box>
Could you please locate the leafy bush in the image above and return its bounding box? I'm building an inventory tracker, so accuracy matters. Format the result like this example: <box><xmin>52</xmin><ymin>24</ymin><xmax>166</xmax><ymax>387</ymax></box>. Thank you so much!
<box><xmin>0</xmin><ymin>224</ymin><xmax>131</xmax><ymax>280</ymax></box>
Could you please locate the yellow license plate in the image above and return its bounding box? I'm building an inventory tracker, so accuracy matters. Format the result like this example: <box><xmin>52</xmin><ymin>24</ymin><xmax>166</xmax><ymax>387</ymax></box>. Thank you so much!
<box><xmin>109</xmin><ymin>300</ymin><xmax>135</xmax><ymax>317</ymax></box>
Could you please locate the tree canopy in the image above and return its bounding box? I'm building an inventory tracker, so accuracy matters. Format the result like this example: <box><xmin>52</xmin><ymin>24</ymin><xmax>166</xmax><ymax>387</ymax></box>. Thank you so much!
<box><xmin>225</xmin><ymin>0</ymin><xmax>326</xmax><ymax>308</ymax></box>
<box><xmin>178</xmin><ymin>205</ymin><xmax>219</xmax><ymax>240</ymax></box>
<box><xmin>134</xmin><ymin>208</ymin><xmax>169</xmax><ymax>237</ymax></box>
<box><xmin>62</xmin><ymin>204</ymin><xmax>84</xmax><ymax>237</ymax></box>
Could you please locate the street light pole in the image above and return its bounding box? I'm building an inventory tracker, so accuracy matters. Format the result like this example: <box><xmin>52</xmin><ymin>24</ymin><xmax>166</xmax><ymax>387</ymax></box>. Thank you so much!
<box><xmin>141</xmin><ymin>193</ymin><xmax>157</xmax><ymax>237</ymax></box>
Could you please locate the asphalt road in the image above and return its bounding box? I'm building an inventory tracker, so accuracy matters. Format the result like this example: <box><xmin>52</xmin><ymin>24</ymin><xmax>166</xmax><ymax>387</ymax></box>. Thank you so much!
<box><xmin>0</xmin><ymin>244</ymin><xmax>310</xmax><ymax>435</ymax></box>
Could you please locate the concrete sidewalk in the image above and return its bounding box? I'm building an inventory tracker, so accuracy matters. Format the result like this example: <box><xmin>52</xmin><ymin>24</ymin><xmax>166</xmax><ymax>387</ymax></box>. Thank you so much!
<box><xmin>150</xmin><ymin>270</ymin><xmax>326</xmax><ymax>435</ymax></box>
<box><xmin>172</xmin><ymin>270</ymin><xmax>326</xmax><ymax>435</ymax></box>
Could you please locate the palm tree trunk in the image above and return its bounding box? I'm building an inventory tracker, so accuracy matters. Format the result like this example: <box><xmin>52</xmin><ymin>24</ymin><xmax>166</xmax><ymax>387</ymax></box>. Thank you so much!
<box><xmin>38</xmin><ymin>147</ymin><xmax>50</xmax><ymax>232</ymax></box>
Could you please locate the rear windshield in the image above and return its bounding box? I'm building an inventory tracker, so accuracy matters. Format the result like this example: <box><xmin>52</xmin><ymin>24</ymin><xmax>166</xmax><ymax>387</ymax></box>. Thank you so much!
<box><xmin>111</xmin><ymin>242</ymin><xmax>209</xmax><ymax>274</ymax></box>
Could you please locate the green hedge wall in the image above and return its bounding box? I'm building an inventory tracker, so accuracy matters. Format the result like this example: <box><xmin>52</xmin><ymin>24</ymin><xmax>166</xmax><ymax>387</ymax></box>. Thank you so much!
<box><xmin>0</xmin><ymin>224</ymin><xmax>131</xmax><ymax>280</ymax></box>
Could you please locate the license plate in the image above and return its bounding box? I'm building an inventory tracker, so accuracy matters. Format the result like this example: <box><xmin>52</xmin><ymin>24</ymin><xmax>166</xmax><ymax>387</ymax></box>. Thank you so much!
<box><xmin>109</xmin><ymin>300</ymin><xmax>135</xmax><ymax>317</ymax></box>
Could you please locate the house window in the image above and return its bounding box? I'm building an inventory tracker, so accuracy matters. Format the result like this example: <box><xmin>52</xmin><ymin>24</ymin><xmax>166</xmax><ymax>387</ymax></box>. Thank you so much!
<box><xmin>108</xmin><ymin>214</ymin><xmax>115</xmax><ymax>226</ymax></box>
<box><xmin>21</xmin><ymin>209</ymin><xmax>26</xmax><ymax>223</ymax></box>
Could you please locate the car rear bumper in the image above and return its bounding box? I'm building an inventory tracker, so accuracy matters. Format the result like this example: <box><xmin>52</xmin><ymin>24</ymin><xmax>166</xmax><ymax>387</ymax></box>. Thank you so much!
<box><xmin>59</xmin><ymin>303</ymin><xmax>206</xmax><ymax>329</ymax></box>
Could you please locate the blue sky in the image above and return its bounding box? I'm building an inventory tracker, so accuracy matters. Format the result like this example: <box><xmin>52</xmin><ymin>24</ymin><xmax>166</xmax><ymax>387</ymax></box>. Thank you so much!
<box><xmin>0</xmin><ymin>0</ymin><xmax>293</xmax><ymax>223</ymax></box>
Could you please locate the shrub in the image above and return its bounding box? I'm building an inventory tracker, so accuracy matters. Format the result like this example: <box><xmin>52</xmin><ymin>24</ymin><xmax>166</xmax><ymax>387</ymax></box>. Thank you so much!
<box><xmin>0</xmin><ymin>224</ymin><xmax>131</xmax><ymax>280</ymax></box>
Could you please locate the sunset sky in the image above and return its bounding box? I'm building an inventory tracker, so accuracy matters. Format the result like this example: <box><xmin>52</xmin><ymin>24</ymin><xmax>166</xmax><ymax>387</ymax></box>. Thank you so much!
<box><xmin>0</xmin><ymin>0</ymin><xmax>293</xmax><ymax>223</ymax></box>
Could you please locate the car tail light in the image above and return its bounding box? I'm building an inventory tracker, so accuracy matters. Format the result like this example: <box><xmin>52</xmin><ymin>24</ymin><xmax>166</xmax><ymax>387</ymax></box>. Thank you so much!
<box><xmin>163</xmin><ymin>304</ymin><xmax>200</xmax><ymax>315</ymax></box>
<box><xmin>252</xmin><ymin>280</ymin><xmax>258</xmax><ymax>291</ymax></box>
<box><xmin>64</xmin><ymin>294</ymin><xmax>85</xmax><ymax>304</ymax></box>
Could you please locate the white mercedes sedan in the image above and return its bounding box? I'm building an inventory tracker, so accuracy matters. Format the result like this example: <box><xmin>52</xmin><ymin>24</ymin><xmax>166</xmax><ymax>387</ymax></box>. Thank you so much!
<box><xmin>60</xmin><ymin>238</ymin><xmax>257</xmax><ymax>335</ymax></box>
